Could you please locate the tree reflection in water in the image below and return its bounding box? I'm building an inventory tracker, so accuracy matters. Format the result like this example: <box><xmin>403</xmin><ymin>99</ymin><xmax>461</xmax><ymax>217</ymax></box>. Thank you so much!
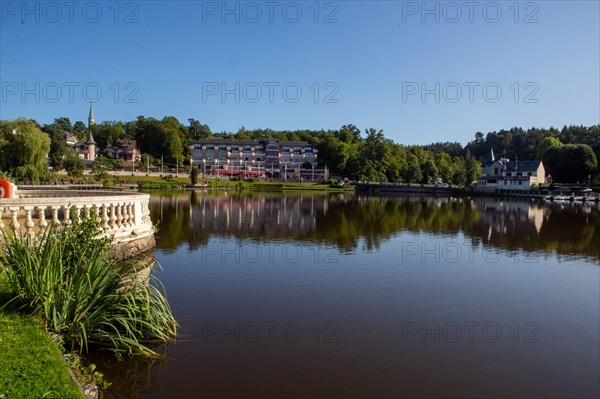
<box><xmin>93</xmin><ymin>191</ymin><xmax>599</xmax><ymax>398</ymax></box>
<box><xmin>150</xmin><ymin>191</ymin><xmax>600</xmax><ymax>260</ymax></box>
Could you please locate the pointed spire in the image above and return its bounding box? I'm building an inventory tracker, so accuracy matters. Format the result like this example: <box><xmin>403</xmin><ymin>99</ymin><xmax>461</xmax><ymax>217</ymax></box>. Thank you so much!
<box><xmin>88</xmin><ymin>102</ymin><xmax>95</xmax><ymax>128</ymax></box>
<box><xmin>490</xmin><ymin>147</ymin><xmax>495</xmax><ymax>162</ymax></box>
<box><xmin>86</xmin><ymin>103</ymin><xmax>96</xmax><ymax>145</ymax></box>
<box><xmin>86</xmin><ymin>129</ymin><xmax>96</xmax><ymax>145</ymax></box>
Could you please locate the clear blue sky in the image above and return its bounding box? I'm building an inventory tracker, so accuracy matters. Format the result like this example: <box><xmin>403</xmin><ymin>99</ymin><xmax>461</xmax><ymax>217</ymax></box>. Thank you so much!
<box><xmin>1</xmin><ymin>0</ymin><xmax>598</xmax><ymax>145</ymax></box>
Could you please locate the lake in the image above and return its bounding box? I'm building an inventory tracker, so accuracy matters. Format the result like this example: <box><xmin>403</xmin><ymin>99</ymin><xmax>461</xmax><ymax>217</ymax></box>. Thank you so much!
<box><xmin>95</xmin><ymin>192</ymin><xmax>600</xmax><ymax>398</ymax></box>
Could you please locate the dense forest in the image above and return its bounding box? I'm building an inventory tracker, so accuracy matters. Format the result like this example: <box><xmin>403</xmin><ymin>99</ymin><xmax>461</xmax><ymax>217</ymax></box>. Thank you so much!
<box><xmin>1</xmin><ymin>116</ymin><xmax>598</xmax><ymax>185</ymax></box>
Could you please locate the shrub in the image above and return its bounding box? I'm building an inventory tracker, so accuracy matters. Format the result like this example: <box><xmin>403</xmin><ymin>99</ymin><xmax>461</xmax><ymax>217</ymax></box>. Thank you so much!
<box><xmin>190</xmin><ymin>167</ymin><xmax>199</xmax><ymax>185</ymax></box>
<box><xmin>0</xmin><ymin>218</ymin><xmax>177</xmax><ymax>358</ymax></box>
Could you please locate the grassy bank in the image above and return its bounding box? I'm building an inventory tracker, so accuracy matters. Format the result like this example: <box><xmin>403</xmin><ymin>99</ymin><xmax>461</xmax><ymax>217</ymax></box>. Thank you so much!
<box><xmin>197</xmin><ymin>179</ymin><xmax>353</xmax><ymax>192</ymax></box>
<box><xmin>0</xmin><ymin>218</ymin><xmax>177</xmax><ymax>397</ymax></box>
<box><xmin>74</xmin><ymin>173</ymin><xmax>354</xmax><ymax>192</ymax></box>
<box><xmin>0</xmin><ymin>220</ymin><xmax>177</xmax><ymax>357</ymax></box>
<box><xmin>0</xmin><ymin>279</ymin><xmax>84</xmax><ymax>398</ymax></box>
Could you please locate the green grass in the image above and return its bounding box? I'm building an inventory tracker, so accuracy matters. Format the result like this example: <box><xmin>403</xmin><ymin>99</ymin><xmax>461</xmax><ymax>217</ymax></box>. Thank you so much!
<box><xmin>110</xmin><ymin>175</ymin><xmax>190</xmax><ymax>185</ymax></box>
<box><xmin>0</xmin><ymin>280</ymin><xmax>84</xmax><ymax>399</ymax></box>
<box><xmin>81</xmin><ymin>173</ymin><xmax>353</xmax><ymax>192</ymax></box>
<box><xmin>194</xmin><ymin>179</ymin><xmax>353</xmax><ymax>192</ymax></box>
<box><xmin>0</xmin><ymin>218</ymin><xmax>177</xmax><ymax>358</ymax></box>
<box><xmin>139</xmin><ymin>180</ymin><xmax>184</xmax><ymax>190</ymax></box>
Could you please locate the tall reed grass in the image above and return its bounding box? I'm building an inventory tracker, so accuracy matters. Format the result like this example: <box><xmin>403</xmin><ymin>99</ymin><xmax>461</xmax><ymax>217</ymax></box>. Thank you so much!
<box><xmin>0</xmin><ymin>217</ymin><xmax>177</xmax><ymax>358</ymax></box>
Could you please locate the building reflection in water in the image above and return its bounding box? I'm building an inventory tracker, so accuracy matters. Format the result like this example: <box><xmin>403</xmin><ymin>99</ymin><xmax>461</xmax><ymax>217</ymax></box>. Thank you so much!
<box><xmin>474</xmin><ymin>198</ymin><xmax>547</xmax><ymax>241</ymax></box>
<box><xmin>191</xmin><ymin>195</ymin><xmax>318</xmax><ymax>236</ymax></box>
<box><xmin>149</xmin><ymin>192</ymin><xmax>600</xmax><ymax>259</ymax></box>
<box><xmin>97</xmin><ymin>192</ymin><xmax>599</xmax><ymax>398</ymax></box>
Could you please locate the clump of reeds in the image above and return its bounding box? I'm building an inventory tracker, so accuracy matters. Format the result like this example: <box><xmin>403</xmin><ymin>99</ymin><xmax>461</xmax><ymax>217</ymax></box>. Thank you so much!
<box><xmin>0</xmin><ymin>217</ymin><xmax>177</xmax><ymax>358</ymax></box>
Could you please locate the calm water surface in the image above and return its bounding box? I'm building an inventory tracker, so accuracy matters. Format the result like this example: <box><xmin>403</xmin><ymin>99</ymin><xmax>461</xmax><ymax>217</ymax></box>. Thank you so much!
<box><xmin>96</xmin><ymin>192</ymin><xmax>600</xmax><ymax>398</ymax></box>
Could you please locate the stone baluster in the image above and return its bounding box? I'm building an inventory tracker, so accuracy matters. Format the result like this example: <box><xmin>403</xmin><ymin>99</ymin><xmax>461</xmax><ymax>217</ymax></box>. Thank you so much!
<box><xmin>115</xmin><ymin>202</ymin><xmax>123</xmax><ymax>228</ymax></box>
<box><xmin>109</xmin><ymin>204</ymin><xmax>117</xmax><ymax>229</ymax></box>
<box><xmin>128</xmin><ymin>202</ymin><xmax>134</xmax><ymax>227</ymax></box>
<box><xmin>100</xmin><ymin>204</ymin><xmax>109</xmax><ymax>229</ymax></box>
<box><xmin>121</xmin><ymin>203</ymin><xmax>130</xmax><ymax>227</ymax></box>
<box><xmin>49</xmin><ymin>205</ymin><xmax>61</xmax><ymax>226</ymax></box>
<box><xmin>81</xmin><ymin>205</ymin><xmax>90</xmax><ymax>221</ymax></box>
<box><xmin>62</xmin><ymin>205</ymin><xmax>72</xmax><ymax>226</ymax></box>
<box><xmin>129</xmin><ymin>202</ymin><xmax>136</xmax><ymax>227</ymax></box>
<box><xmin>37</xmin><ymin>206</ymin><xmax>48</xmax><ymax>233</ymax></box>
<box><xmin>24</xmin><ymin>206</ymin><xmax>36</xmax><ymax>237</ymax></box>
<box><xmin>130</xmin><ymin>202</ymin><xmax>137</xmax><ymax>226</ymax></box>
<box><xmin>9</xmin><ymin>207</ymin><xmax>21</xmax><ymax>232</ymax></box>
<box><xmin>71</xmin><ymin>205</ymin><xmax>81</xmax><ymax>224</ymax></box>
<box><xmin>93</xmin><ymin>205</ymin><xmax>101</xmax><ymax>223</ymax></box>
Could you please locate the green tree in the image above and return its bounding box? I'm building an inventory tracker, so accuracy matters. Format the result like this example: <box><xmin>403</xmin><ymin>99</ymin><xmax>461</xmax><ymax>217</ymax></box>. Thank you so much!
<box><xmin>435</xmin><ymin>152</ymin><xmax>453</xmax><ymax>184</ymax></box>
<box><xmin>421</xmin><ymin>158</ymin><xmax>439</xmax><ymax>184</ymax></box>
<box><xmin>450</xmin><ymin>157</ymin><xmax>467</xmax><ymax>186</ymax></box>
<box><xmin>190</xmin><ymin>167</ymin><xmax>200</xmax><ymax>184</ymax></box>
<box><xmin>62</xmin><ymin>148</ymin><xmax>85</xmax><ymax>177</ymax></box>
<box><xmin>94</xmin><ymin>121</ymin><xmax>126</xmax><ymax>150</ymax></box>
<box><xmin>464</xmin><ymin>150</ymin><xmax>482</xmax><ymax>186</ymax></box>
<box><xmin>42</xmin><ymin>124</ymin><xmax>68</xmax><ymax>170</ymax></box>
<box><xmin>405</xmin><ymin>154</ymin><xmax>423</xmax><ymax>183</ymax></box>
<box><xmin>537</xmin><ymin>136</ymin><xmax>563</xmax><ymax>160</ymax></box>
<box><xmin>188</xmin><ymin>119</ymin><xmax>211</xmax><ymax>140</ymax></box>
<box><xmin>92</xmin><ymin>156</ymin><xmax>116</xmax><ymax>180</ymax></box>
<box><xmin>337</xmin><ymin>124</ymin><xmax>361</xmax><ymax>143</ymax></box>
<box><xmin>73</xmin><ymin>121</ymin><xmax>87</xmax><ymax>134</ymax></box>
<box><xmin>543</xmin><ymin>144</ymin><xmax>598</xmax><ymax>183</ymax></box>
<box><xmin>0</xmin><ymin>119</ymin><xmax>50</xmax><ymax>180</ymax></box>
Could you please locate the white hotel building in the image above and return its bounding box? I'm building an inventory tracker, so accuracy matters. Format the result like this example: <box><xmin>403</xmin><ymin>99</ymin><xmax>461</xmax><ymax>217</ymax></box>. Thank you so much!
<box><xmin>190</xmin><ymin>138</ymin><xmax>323</xmax><ymax>179</ymax></box>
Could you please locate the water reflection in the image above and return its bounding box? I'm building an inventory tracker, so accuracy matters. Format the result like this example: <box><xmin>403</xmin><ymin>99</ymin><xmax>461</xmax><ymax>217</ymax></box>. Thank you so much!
<box><xmin>150</xmin><ymin>192</ymin><xmax>600</xmax><ymax>260</ymax></box>
<box><xmin>96</xmin><ymin>192</ymin><xmax>599</xmax><ymax>398</ymax></box>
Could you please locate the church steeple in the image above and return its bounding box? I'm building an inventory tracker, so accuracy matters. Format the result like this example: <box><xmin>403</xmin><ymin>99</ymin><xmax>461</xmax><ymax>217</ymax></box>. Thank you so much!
<box><xmin>489</xmin><ymin>147</ymin><xmax>495</xmax><ymax>163</ymax></box>
<box><xmin>88</xmin><ymin>102</ymin><xmax>95</xmax><ymax>128</ymax></box>
<box><xmin>86</xmin><ymin>103</ymin><xmax>96</xmax><ymax>161</ymax></box>
<box><xmin>86</xmin><ymin>102</ymin><xmax>96</xmax><ymax>145</ymax></box>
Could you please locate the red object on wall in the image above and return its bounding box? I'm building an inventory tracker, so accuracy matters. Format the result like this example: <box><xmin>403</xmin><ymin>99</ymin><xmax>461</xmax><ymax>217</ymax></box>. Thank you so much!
<box><xmin>0</xmin><ymin>179</ymin><xmax>11</xmax><ymax>198</ymax></box>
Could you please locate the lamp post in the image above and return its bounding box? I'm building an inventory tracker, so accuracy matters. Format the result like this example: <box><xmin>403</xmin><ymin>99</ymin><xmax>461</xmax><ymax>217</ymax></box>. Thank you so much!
<box><xmin>202</xmin><ymin>159</ymin><xmax>206</xmax><ymax>177</ymax></box>
<box><xmin>252</xmin><ymin>152</ymin><xmax>255</xmax><ymax>177</ymax></box>
<box><xmin>312</xmin><ymin>163</ymin><xmax>315</xmax><ymax>182</ymax></box>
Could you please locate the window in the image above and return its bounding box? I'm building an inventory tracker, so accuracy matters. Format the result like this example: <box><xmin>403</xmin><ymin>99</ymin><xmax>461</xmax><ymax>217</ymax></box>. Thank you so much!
<box><xmin>506</xmin><ymin>172</ymin><xmax>512</xmax><ymax>177</ymax></box>
<box><xmin>206</xmin><ymin>145</ymin><xmax>214</xmax><ymax>150</ymax></box>
<box><xmin>494</xmin><ymin>168</ymin><xmax>498</xmax><ymax>175</ymax></box>
<box><xmin>218</xmin><ymin>145</ymin><xmax>227</xmax><ymax>151</ymax></box>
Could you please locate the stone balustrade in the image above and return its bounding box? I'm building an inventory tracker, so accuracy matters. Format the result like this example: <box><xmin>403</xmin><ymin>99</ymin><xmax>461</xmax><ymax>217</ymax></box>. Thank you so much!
<box><xmin>0</xmin><ymin>191</ymin><xmax>155</xmax><ymax>259</ymax></box>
